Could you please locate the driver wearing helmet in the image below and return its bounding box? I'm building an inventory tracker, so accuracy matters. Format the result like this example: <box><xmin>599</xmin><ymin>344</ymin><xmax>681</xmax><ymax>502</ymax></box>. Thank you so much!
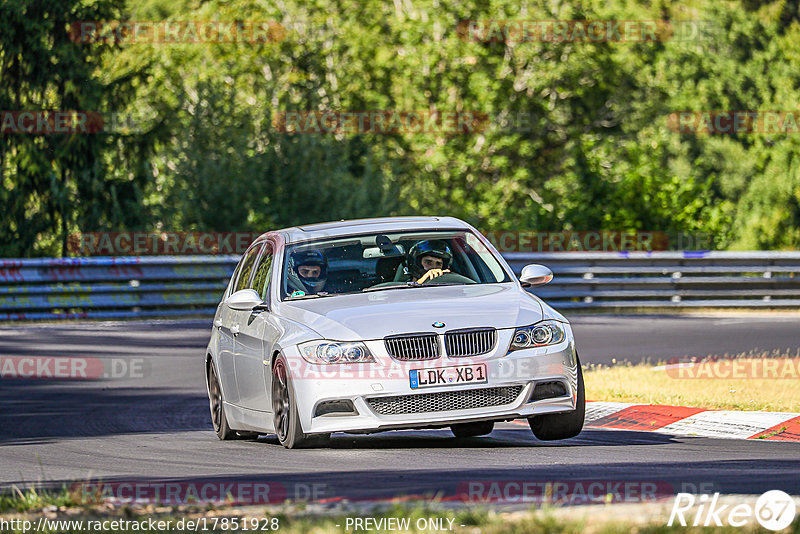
<box><xmin>399</xmin><ymin>240</ymin><xmax>453</xmax><ymax>283</ymax></box>
<box><xmin>289</xmin><ymin>250</ymin><xmax>328</xmax><ymax>295</ymax></box>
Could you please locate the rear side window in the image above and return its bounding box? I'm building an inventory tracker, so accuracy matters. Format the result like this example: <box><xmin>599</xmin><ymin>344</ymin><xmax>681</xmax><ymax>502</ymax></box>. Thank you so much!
<box><xmin>251</xmin><ymin>244</ymin><xmax>274</xmax><ymax>300</ymax></box>
<box><xmin>233</xmin><ymin>243</ymin><xmax>263</xmax><ymax>293</ymax></box>
<box><xmin>228</xmin><ymin>261</ymin><xmax>243</xmax><ymax>295</ymax></box>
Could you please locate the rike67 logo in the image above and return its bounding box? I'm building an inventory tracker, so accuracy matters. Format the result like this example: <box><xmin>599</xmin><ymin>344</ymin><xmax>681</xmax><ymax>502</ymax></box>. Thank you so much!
<box><xmin>669</xmin><ymin>491</ymin><xmax>796</xmax><ymax>530</ymax></box>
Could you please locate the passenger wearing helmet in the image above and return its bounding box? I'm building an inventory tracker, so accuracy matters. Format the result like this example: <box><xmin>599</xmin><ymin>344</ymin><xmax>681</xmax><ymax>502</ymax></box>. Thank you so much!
<box><xmin>290</xmin><ymin>250</ymin><xmax>328</xmax><ymax>295</ymax></box>
<box><xmin>399</xmin><ymin>240</ymin><xmax>453</xmax><ymax>283</ymax></box>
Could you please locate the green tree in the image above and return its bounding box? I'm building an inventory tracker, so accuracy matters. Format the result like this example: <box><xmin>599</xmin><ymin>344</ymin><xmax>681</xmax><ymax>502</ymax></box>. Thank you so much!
<box><xmin>0</xmin><ymin>0</ymin><xmax>153</xmax><ymax>256</ymax></box>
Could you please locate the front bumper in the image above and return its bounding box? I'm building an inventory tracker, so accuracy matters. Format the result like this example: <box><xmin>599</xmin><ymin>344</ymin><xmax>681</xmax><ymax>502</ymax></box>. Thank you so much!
<box><xmin>285</xmin><ymin>331</ymin><xmax>579</xmax><ymax>435</ymax></box>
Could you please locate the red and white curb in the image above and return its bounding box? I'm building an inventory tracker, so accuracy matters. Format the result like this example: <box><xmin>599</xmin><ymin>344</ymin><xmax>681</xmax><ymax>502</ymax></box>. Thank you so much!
<box><xmin>515</xmin><ymin>402</ymin><xmax>800</xmax><ymax>441</ymax></box>
<box><xmin>584</xmin><ymin>402</ymin><xmax>800</xmax><ymax>441</ymax></box>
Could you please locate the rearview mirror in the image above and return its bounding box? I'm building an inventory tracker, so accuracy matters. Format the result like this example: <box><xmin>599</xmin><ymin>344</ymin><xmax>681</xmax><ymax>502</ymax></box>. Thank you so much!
<box><xmin>519</xmin><ymin>264</ymin><xmax>553</xmax><ymax>287</ymax></box>
<box><xmin>227</xmin><ymin>289</ymin><xmax>267</xmax><ymax>311</ymax></box>
<box><xmin>363</xmin><ymin>244</ymin><xmax>404</xmax><ymax>259</ymax></box>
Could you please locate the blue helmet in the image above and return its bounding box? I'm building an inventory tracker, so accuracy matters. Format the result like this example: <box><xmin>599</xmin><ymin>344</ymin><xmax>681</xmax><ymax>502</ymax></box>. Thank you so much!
<box><xmin>291</xmin><ymin>250</ymin><xmax>328</xmax><ymax>292</ymax></box>
<box><xmin>407</xmin><ymin>240</ymin><xmax>452</xmax><ymax>278</ymax></box>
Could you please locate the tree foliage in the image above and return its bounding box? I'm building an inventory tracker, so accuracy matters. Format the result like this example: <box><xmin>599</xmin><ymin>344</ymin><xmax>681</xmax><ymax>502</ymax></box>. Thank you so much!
<box><xmin>2</xmin><ymin>0</ymin><xmax>800</xmax><ymax>256</ymax></box>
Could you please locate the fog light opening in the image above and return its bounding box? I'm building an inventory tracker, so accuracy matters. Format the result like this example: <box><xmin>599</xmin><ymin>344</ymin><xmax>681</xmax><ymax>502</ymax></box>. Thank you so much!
<box><xmin>529</xmin><ymin>381</ymin><xmax>568</xmax><ymax>402</ymax></box>
<box><xmin>314</xmin><ymin>399</ymin><xmax>358</xmax><ymax>417</ymax></box>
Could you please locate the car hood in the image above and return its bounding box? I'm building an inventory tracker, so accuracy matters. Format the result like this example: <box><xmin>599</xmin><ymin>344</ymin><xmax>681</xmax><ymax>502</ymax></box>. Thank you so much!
<box><xmin>277</xmin><ymin>283</ymin><xmax>543</xmax><ymax>341</ymax></box>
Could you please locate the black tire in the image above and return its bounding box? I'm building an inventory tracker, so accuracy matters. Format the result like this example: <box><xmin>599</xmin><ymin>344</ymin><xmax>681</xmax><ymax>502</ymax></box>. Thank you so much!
<box><xmin>208</xmin><ymin>362</ymin><xmax>236</xmax><ymax>440</ymax></box>
<box><xmin>233</xmin><ymin>431</ymin><xmax>261</xmax><ymax>440</ymax></box>
<box><xmin>451</xmin><ymin>421</ymin><xmax>494</xmax><ymax>438</ymax></box>
<box><xmin>528</xmin><ymin>354</ymin><xmax>585</xmax><ymax>441</ymax></box>
<box><xmin>271</xmin><ymin>355</ymin><xmax>330</xmax><ymax>449</ymax></box>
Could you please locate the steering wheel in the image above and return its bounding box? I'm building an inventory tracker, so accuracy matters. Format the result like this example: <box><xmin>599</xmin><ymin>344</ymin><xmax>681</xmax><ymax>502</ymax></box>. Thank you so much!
<box><xmin>418</xmin><ymin>270</ymin><xmax>475</xmax><ymax>284</ymax></box>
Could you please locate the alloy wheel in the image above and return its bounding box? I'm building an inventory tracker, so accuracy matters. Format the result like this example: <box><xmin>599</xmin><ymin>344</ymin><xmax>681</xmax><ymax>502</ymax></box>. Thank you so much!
<box><xmin>208</xmin><ymin>365</ymin><xmax>223</xmax><ymax>433</ymax></box>
<box><xmin>272</xmin><ymin>360</ymin><xmax>290</xmax><ymax>442</ymax></box>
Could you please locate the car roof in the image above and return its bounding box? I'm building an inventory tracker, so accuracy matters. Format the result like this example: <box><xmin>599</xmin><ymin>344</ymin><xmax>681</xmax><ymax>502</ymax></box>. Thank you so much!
<box><xmin>267</xmin><ymin>216</ymin><xmax>472</xmax><ymax>244</ymax></box>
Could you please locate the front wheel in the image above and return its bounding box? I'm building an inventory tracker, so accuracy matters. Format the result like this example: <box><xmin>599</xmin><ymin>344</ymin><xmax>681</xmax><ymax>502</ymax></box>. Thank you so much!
<box><xmin>528</xmin><ymin>354</ymin><xmax>585</xmax><ymax>441</ymax></box>
<box><xmin>272</xmin><ymin>355</ymin><xmax>330</xmax><ymax>449</ymax></box>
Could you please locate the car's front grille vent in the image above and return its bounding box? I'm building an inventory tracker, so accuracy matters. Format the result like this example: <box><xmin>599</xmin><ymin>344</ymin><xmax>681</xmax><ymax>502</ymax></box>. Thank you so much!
<box><xmin>384</xmin><ymin>333</ymin><xmax>440</xmax><ymax>361</ymax></box>
<box><xmin>366</xmin><ymin>386</ymin><xmax>524</xmax><ymax>416</ymax></box>
<box><xmin>445</xmin><ymin>328</ymin><xmax>497</xmax><ymax>357</ymax></box>
<box><xmin>530</xmin><ymin>381</ymin><xmax>568</xmax><ymax>402</ymax></box>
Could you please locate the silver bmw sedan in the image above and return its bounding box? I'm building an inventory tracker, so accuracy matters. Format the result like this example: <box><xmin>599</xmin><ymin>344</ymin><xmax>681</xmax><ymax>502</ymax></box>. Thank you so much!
<box><xmin>206</xmin><ymin>216</ymin><xmax>584</xmax><ymax>448</ymax></box>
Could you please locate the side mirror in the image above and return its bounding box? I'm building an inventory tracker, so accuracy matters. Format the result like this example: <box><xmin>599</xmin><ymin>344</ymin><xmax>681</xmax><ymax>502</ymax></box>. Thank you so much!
<box><xmin>519</xmin><ymin>264</ymin><xmax>553</xmax><ymax>287</ymax></box>
<box><xmin>227</xmin><ymin>289</ymin><xmax>267</xmax><ymax>311</ymax></box>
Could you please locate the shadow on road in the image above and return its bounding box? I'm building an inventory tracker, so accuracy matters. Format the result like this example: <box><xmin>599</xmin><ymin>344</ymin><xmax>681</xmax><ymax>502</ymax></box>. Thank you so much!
<box><xmin>249</xmin><ymin>427</ymin><xmax>679</xmax><ymax>449</ymax></box>
<box><xmin>5</xmin><ymin>458</ymin><xmax>800</xmax><ymax>504</ymax></box>
<box><xmin>0</xmin><ymin>385</ymin><xmax>210</xmax><ymax>443</ymax></box>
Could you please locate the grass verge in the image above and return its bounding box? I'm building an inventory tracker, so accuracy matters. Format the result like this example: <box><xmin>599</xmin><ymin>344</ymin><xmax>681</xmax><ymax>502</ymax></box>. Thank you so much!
<box><xmin>0</xmin><ymin>487</ymin><xmax>77</xmax><ymax>514</ymax></box>
<box><xmin>584</xmin><ymin>350</ymin><xmax>800</xmax><ymax>412</ymax></box>
<box><xmin>1</xmin><ymin>497</ymin><xmax>797</xmax><ymax>534</ymax></box>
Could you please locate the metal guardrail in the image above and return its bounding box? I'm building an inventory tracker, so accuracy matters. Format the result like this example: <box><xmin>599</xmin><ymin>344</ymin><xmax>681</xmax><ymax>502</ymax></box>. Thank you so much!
<box><xmin>0</xmin><ymin>256</ymin><xmax>238</xmax><ymax>320</ymax></box>
<box><xmin>0</xmin><ymin>252</ymin><xmax>798</xmax><ymax>320</ymax></box>
<box><xmin>506</xmin><ymin>251</ymin><xmax>800</xmax><ymax>309</ymax></box>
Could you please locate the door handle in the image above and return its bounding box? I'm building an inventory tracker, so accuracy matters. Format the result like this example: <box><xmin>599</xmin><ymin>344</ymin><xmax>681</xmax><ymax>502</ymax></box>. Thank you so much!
<box><xmin>231</xmin><ymin>324</ymin><xmax>240</xmax><ymax>336</ymax></box>
<box><xmin>214</xmin><ymin>318</ymin><xmax>223</xmax><ymax>328</ymax></box>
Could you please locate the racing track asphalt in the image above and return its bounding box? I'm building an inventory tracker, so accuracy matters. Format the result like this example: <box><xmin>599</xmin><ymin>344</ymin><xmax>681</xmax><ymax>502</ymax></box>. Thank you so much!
<box><xmin>0</xmin><ymin>314</ymin><xmax>799</xmax><ymax>502</ymax></box>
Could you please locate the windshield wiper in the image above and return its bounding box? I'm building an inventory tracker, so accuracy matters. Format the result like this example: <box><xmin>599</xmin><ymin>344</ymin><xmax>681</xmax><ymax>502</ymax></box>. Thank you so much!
<box><xmin>362</xmin><ymin>282</ymin><xmax>422</xmax><ymax>293</ymax></box>
<box><xmin>286</xmin><ymin>289</ymin><xmax>367</xmax><ymax>300</ymax></box>
<box><xmin>362</xmin><ymin>281</ymin><xmax>464</xmax><ymax>293</ymax></box>
<box><xmin>285</xmin><ymin>293</ymin><xmax>323</xmax><ymax>300</ymax></box>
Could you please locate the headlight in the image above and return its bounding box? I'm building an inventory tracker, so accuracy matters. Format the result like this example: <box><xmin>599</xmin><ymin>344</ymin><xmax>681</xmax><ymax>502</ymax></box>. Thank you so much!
<box><xmin>509</xmin><ymin>320</ymin><xmax>567</xmax><ymax>351</ymax></box>
<box><xmin>298</xmin><ymin>341</ymin><xmax>375</xmax><ymax>364</ymax></box>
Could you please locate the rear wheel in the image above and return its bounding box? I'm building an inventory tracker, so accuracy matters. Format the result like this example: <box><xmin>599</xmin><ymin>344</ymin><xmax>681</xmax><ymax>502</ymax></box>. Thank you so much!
<box><xmin>208</xmin><ymin>362</ymin><xmax>236</xmax><ymax>440</ymax></box>
<box><xmin>272</xmin><ymin>355</ymin><xmax>330</xmax><ymax>449</ymax></box>
<box><xmin>451</xmin><ymin>421</ymin><xmax>494</xmax><ymax>438</ymax></box>
<box><xmin>528</xmin><ymin>354</ymin><xmax>585</xmax><ymax>441</ymax></box>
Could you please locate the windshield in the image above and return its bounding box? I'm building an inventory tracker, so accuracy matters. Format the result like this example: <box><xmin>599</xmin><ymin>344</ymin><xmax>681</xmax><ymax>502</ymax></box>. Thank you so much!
<box><xmin>280</xmin><ymin>229</ymin><xmax>512</xmax><ymax>300</ymax></box>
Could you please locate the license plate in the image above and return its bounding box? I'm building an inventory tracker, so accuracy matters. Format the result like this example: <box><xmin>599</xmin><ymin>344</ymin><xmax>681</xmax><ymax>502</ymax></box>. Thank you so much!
<box><xmin>409</xmin><ymin>363</ymin><xmax>488</xmax><ymax>389</ymax></box>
